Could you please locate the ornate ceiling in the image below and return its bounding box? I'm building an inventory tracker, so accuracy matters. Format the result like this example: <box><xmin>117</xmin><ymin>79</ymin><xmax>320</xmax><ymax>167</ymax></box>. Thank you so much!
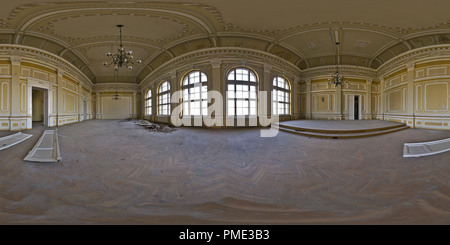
<box><xmin>1</xmin><ymin>0</ymin><xmax>450</xmax><ymax>84</ymax></box>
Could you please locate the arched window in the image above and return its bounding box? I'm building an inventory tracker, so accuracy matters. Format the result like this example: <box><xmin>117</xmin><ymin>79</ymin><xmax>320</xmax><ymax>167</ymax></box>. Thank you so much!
<box><xmin>145</xmin><ymin>89</ymin><xmax>152</xmax><ymax>115</ymax></box>
<box><xmin>182</xmin><ymin>70</ymin><xmax>208</xmax><ymax>116</ymax></box>
<box><xmin>227</xmin><ymin>67</ymin><xmax>257</xmax><ymax>116</ymax></box>
<box><xmin>272</xmin><ymin>76</ymin><xmax>290</xmax><ymax>115</ymax></box>
<box><xmin>158</xmin><ymin>81</ymin><xmax>171</xmax><ymax>115</ymax></box>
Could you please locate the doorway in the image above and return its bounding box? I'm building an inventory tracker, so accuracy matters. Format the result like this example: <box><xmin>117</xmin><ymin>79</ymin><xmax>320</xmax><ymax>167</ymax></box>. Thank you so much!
<box><xmin>348</xmin><ymin>94</ymin><xmax>361</xmax><ymax>120</ymax></box>
<box><xmin>32</xmin><ymin>88</ymin><xmax>44</xmax><ymax>124</ymax></box>
<box><xmin>31</xmin><ymin>87</ymin><xmax>49</xmax><ymax>127</ymax></box>
<box><xmin>354</xmin><ymin>95</ymin><xmax>359</xmax><ymax>120</ymax></box>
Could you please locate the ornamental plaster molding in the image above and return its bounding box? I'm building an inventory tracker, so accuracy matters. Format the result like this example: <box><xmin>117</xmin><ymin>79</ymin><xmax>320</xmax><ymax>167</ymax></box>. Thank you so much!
<box><xmin>93</xmin><ymin>83</ymin><xmax>140</xmax><ymax>93</ymax></box>
<box><xmin>39</xmin><ymin>13</ymin><xmax>193</xmax><ymax>46</ymax></box>
<box><xmin>377</xmin><ymin>44</ymin><xmax>450</xmax><ymax>77</ymax></box>
<box><xmin>140</xmin><ymin>47</ymin><xmax>302</xmax><ymax>87</ymax></box>
<box><xmin>0</xmin><ymin>44</ymin><xmax>92</xmax><ymax>88</ymax></box>
<box><xmin>302</xmin><ymin>65</ymin><xmax>377</xmax><ymax>79</ymax></box>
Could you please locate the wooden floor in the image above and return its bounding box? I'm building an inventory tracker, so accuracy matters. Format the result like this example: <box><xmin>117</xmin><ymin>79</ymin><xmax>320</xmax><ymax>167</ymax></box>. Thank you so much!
<box><xmin>1</xmin><ymin>119</ymin><xmax>450</xmax><ymax>224</ymax></box>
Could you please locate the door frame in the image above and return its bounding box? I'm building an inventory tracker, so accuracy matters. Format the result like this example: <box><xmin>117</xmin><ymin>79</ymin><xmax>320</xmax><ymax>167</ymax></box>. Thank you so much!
<box><xmin>27</xmin><ymin>78</ymin><xmax>52</xmax><ymax>128</ymax></box>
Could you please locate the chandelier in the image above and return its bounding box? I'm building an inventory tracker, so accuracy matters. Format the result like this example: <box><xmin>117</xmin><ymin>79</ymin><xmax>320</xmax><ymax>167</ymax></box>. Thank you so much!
<box><xmin>328</xmin><ymin>42</ymin><xmax>348</xmax><ymax>88</ymax></box>
<box><xmin>104</xmin><ymin>24</ymin><xmax>141</xmax><ymax>71</ymax></box>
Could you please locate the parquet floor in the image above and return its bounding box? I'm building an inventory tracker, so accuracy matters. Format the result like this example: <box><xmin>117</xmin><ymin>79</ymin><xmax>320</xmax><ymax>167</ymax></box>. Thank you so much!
<box><xmin>1</xmin><ymin>119</ymin><xmax>450</xmax><ymax>224</ymax></box>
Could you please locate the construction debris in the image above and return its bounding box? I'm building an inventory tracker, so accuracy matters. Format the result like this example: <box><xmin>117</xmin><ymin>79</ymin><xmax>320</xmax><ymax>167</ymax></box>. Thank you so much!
<box><xmin>130</xmin><ymin>119</ymin><xmax>176</xmax><ymax>133</ymax></box>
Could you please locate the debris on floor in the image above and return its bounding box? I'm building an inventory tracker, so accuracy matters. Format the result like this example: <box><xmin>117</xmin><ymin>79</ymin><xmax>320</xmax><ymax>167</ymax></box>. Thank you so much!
<box><xmin>129</xmin><ymin>119</ymin><xmax>176</xmax><ymax>133</ymax></box>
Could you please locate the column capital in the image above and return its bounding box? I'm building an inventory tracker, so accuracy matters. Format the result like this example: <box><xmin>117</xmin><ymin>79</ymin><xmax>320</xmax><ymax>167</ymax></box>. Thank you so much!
<box><xmin>304</xmin><ymin>78</ymin><xmax>312</xmax><ymax>84</ymax></box>
<box><xmin>57</xmin><ymin>69</ymin><xmax>64</xmax><ymax>77</ymax></box>
<box><xmin>210</xmin><ymin>58</ymin><xmax>222</xmax><ymax>69</ymax></box>
<box><xmin>169</xmin><ymin>70</ymin><xmax>177</xmax><ymax>79</ymax></box>
<box><xmin>406</xmin><ymin>61</ymin><xmax>415</xmax><ymax>71</ymax></box>
<box><xmin>366</xmin><ymin>78</ymin><xmax>373</xmax><ymax>84</ymax></box>
<box><xmin>10</xmin><ymin>56</ymin><xmax>21</xmax><ymax>66</ymax></box>
<box><xmin>263</xmin><ymin>64</ymin><xmax>272</xmax><ymax>73</ymax></box>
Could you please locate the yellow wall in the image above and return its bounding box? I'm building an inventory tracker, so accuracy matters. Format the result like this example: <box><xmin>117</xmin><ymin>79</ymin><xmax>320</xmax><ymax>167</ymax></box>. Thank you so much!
<box><xmin>0</xmin><ymin>46</ymin><xmax>92</xmax><ymax>131</ymax></box>
<box><xmin>101</xmin><ymin>93</ymin><xmax>133</xmax><ymax>119</ymax></box>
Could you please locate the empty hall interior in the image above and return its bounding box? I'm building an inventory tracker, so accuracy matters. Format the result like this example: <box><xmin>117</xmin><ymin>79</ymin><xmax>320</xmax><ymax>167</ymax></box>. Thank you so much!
<box><xmin>1</xmin><ymin>0</ymin><xmax>450</xmax><ymax>225</ymax></box>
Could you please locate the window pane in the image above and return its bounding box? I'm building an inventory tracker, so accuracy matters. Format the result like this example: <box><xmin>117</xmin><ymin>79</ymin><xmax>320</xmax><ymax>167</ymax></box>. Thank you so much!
<box><xmin>201</xmin><ymin>73</ymin><xmax>207</xmax><ymax>82</ymax></box>
<box><xmin>249</xmin><ymin>73</ymin><xmax>256</xmax><ymax>82</ymax></box>
<box><xmin>228</xmin><ymin>70</ymin><xmax>235</xmax><ymax>80</ymax></box>
<box><xmin>236</xmin><ymin>107</ymin><xmax>243</xmax><ymax>116</ymax></box>
<box><xmin>236</xmin><ymin>72</ymin><xmax>244</xmax><ymax>81</ymax></box>
<box><xmin>250</xmin><ymin>101</ymin><xmax>256</xmax><ymax>110</ymax></box>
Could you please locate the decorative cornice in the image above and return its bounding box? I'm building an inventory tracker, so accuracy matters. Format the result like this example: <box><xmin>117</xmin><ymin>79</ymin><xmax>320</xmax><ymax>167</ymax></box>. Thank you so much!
<box><xmin>302</xmin><ymin>65</ymin><xmax>377</xmax><ymax>79</ymax></box>
<box><xmin>93</xmin><ymin>83</ymin><xmax>140</xmax><ymax>93</ymax></box>
<box><xmin>0</xmin><ymin>44</ymin><xmax>92</xmax><ymax>87</ymax></box>
<box><xmin>140</xmin><ymin>47</ymin><xmax>302</xmax><ymax>86</ymax></box>
<box><xmin>376</xmin><ymin>44</ymin><xmax>450</xmax><ymax>77</ymax></box>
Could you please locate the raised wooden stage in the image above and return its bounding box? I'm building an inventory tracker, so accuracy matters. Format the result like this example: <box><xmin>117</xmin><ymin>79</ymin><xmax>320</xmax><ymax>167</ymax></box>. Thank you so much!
<box><xmin>276</xmin><ymin>120</ymin><xmax>409</xmax><ymax>139</ymax></box>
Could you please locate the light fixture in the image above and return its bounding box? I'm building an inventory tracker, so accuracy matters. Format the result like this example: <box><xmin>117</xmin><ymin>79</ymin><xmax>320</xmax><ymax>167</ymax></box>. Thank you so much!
<box><xmin>104</xmin><ymin>24</ymin><xmax>142</xmax><ymax>71</ymax></box>
<box><xmin>328</xmin><ymin>42</ymin><xmax>348</xmax><ymax>88</ymax></box>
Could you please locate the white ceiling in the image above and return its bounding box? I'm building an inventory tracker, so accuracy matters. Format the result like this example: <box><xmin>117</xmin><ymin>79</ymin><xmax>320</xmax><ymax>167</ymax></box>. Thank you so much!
<box><xmin>1</xmin><ymin>0</ymin><xmax>450</xmax><ymax>83</ymax></box>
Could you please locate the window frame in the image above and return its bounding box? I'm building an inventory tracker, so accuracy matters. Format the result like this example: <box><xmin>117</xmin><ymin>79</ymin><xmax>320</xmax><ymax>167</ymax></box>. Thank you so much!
<box><xmin>272</xmin><ymin>76</ymin><xmax>290</xmax><ymax>115</ymax></box>
<box><xmin>226</xmin><ymin>67</ymin><xmax>258</xmax><ymax>117</ymax></box>
<box><xmin>181</xmin><ymin>70</ymin><xmax>208</xmax><ymax>117</ymax></box>
<box><xmin>158</xmin><ymin>81</ymin><xmax>171</xmax><ymax>116</ymax></box>
<box><xmin>145</xmin><ymin>89</ymin><xmax>152</xmax><ymax>116</ymax></box>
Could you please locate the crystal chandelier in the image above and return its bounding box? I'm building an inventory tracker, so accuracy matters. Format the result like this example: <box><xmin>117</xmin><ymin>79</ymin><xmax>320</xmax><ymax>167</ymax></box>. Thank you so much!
<box><xmin>328</xmin><ymin>42</ymin><xmax>348</xmax><ymax>88</ymax></box>
<box><xmin>104</xmin><ymin>24</ymin><xmax>142</xmax><ymax>71</ymax></box>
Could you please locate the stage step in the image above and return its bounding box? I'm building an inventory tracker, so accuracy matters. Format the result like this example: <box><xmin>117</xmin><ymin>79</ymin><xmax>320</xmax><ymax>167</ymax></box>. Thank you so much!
<box><xmin>275</xmin><ymin>123</ymin><xmax>409</xmax><ymax>139</ymax></box>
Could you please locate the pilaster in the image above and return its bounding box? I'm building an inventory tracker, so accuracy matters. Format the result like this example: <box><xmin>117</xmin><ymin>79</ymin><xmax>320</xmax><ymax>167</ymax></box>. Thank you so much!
<box><xmin>263</xmin><ymin>64</ymin><xmax>272</xmax><ymax>117</ymax></box>
<box><xmin>406</xmin><ymin>61</ymin><xmax>415</xmax><ymax>127</ymax></box>
<box><xmin>335</xmin><ymin>82</ymin><xmax>343</xmax><ymax>119</ymax></box>
<box><xmin>379</xmin><ymin>77</ymin><xmax>385</xmax><ymax>120</ymax></box>
<box><xmin>56</xmin><ymin>69</ymin><xmax>64</xmax><ymax>126</ymax></box>
<box><xmin>96</xmin><ymin>91</ymin><xmax>101</xmax><ymax>119</ymax></box>
<box><xmin>78</xmin><ymin>83</ymin><xmax>83</xmax><ymax>121</ymax></box>
<box><xmin>10</xmin><ymin>57</ymin><xmax>22</xmax><ymax>117</ymax></box>
<box><xmin>132</xmin><ymin>91</ymin><xmax>137</xmax><ymax>118</ymax></box>
<box><xmin>305</xmin><ymin>78</ymin><xmax>312</xmax><ymax>119</ymax></box>
<box><xmin>365</xmin><ymin>78</ymin><xmax>373</xmax><ymax>119</ymax></box>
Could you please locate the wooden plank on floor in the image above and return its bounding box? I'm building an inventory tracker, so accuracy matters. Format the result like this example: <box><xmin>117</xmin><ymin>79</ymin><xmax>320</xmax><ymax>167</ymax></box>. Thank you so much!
<box><xmin>24</xmin><ymin>129</ymin><xmax>61</xmax><ymax>162</ymax></box>
<box><xmin>0</xmin><ymin>132</ymin><xmax>33</xmax><ymax>151</ymax></box>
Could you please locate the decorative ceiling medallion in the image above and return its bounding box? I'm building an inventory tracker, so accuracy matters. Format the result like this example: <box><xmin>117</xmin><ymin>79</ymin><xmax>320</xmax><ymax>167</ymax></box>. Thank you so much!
<box><xmin>355</xmin><ymin>40</ymin><xmax>371</xmax><ymax>48</ymax></box>
<box><xmin>307</xmin><ymin>40</ymin><xmax>321</xmax><ymax>49</ymax></box>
